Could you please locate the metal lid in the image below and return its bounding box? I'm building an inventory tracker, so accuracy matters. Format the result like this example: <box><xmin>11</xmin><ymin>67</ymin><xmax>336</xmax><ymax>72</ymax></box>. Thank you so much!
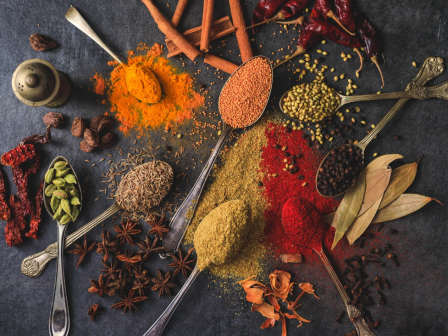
<box><xmin>12</xmin><ymin>59</ymin><xmax>60</xmax><ymax>106</ymax></box>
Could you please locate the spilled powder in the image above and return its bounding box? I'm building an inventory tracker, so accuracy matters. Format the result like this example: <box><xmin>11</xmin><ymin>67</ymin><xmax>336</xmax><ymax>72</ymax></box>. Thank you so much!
<box><xmin>91</xmin><ymin>72</ymin><xmax>106</xmax><ymax>95</ymax></box>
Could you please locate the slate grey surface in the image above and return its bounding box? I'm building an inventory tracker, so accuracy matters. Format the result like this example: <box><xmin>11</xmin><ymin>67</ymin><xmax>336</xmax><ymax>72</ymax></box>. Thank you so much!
<box><xmin>0</xmin><ymin>0</ymin><xmax>447</xmax><ymax>335</ymax></box>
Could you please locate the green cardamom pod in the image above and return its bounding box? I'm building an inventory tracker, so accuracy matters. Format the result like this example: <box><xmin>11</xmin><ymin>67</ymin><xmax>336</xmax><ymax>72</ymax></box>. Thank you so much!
<box><xmin>55</xmin><ymin>168</ymin><xmax>70</xmax><ymax>178</ymax></box>
<box><xmin>64</xmin><ymin>183</ymin><xmax>75</xmax><ymax>190</ymax></box>
<box><xmin>53</xmin><ymin>189</ymin><xmax>68</xmax><ymax>199</ymax></box>
<box><xmin>64</xmin><ymin>174</ymin><xmax>77</xmax><ymax>184</ymax></box>
<box><xmin>53</xmin><ymin>205</ymin><xmax>64</xmax><ymax>220</ymax></box>
<box><xmin>54</xmin><ymin>161</ymin><xmax>68</xmax><ymax>170</ymax></box>
<box><xmin>45</xmin><ymin>184</ymin><xmax>57</xmax><ymax>197</ymax></box>
<box><xmin>52</xmin><ymin>178</ymin><xmax>66</xmax><ymax>187</ymax></box>
<box><xmin>61</xmin><ymin>199</ymin><xmax>71</xmax><ymax>215</ymax></box>
<box><xmin>45</xmin><ymin>168</ymin><xmax>55</xmax><ymax>184</ymax></box>
<box><xmin>50</xmin><ymin>194</ymin><xmax>60</xmax><ymax>212</ymax></box>
<box><xmin>70</xmin><ymin>188</ymin><xmax>79</xmax><ymax>197</ymax></box>
<box><xmin>71</xmin><ymin>205</ymin><xmax>80</xmax><ymax>222</ymax></box>
<box><xmin>59</xmin><ymin>214</ymin><xmax>72</xmax><ymax>225</ymax></box>
<box><xmin>70</xmin><ymin>197</ymin><xmax>81</xmax><ymax>206</ymax></box>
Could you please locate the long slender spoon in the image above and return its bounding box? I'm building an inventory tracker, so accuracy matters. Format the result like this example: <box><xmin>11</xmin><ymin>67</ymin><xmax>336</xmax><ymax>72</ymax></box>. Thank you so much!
<box><xmin>160</xmin><ymin>56</ymin><xmax>273</xmax><ymax>258</ymax></box>
<box><xmin>47</xmin><ymin>156</ymin><xmax>82</xmax><ymax>336</ymax></box>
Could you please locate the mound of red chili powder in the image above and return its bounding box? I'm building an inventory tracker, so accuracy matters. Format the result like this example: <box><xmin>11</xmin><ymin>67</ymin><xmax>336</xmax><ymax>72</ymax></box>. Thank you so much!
<box><xmin>260</xmin><ymin>123</ymin><xmax>352</xmax><ymax>261</ymax></box>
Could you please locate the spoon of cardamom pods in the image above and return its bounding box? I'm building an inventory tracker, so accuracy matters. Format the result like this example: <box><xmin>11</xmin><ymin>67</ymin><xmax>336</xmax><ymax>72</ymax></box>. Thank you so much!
<box><xmin>280</xmin><ymin>80</ymin><xmax>448</xmax><ymax>124</ymax></box>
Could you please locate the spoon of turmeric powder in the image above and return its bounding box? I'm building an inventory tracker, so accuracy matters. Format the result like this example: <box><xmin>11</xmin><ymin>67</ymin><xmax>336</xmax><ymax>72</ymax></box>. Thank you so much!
<box><xmin>65</xmin><ymin>6</ymin><xmax>162</xmax><ymax>104</ymax></box>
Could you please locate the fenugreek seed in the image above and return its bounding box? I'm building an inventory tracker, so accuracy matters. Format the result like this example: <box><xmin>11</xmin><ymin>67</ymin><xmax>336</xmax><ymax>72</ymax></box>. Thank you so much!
<box><xmin>321</xmin><ymin>40</ymin><xmax>326</xmax><ymax>44</ymax></box>
<box><xmin>340</xmin><ymin>74</ymin><xmax>345</xmax><ymax>79</ymax></box>
<box><xmin>351</xmin><ymin>117</ymin><xmax>356</xmax><ymax>122</ymax></box>
<box><xmin>177</xmin><ymin>134</ymin><xmax>182</xmax><ymax>138</ymax></box>
<box><xmin>353</xmin><ymin>84</ymin><xmax>358</xmax><ymax>89</ymax></box>
<box><xmin>373</xmin><ymin>153</ymin><xmax>378</xmax><ymax>157</ymax></box>
<box><xmin>334</xmin><ymin>76</ymin><xmax>338</xmax><ymax>82</ymax></box>
<box><xmin>361</xmin><ymin>47</ymin><xmax>365</xmax><ymax>51</ymax></box>
<box><xmin>302</xmin><ymin>182</ymin><xmax>307</xmax><ymax>187</ymax></box>
<box><xmin>346</xmin><ymin>109</ymin><xmax>350</xmax><ymax>113</ymax></box>
<box><xmin>348</xmin><ymin>79</ymin><xmax>352</xmax><ymax>83</ymax></box>
<box><xmin>304</xmin><ymin>54</ymin><xmax>310</xmax><ymax>57</ymax></box>
<box><xmin>356</xmin><ymin>72</ymin><xmax>360</xmax><ymax>78</ymax></box>
<box><xmin>85</xmin><ymin>160</ymin><xmax>90</xmax><ymax>163</ymax></box>
<box><xmin>341</xmin><ymin>52</ymin><xmax>346</xmax><ymax>57</ymax></box>
<box><xmin>340</xmin><ymin>116</ymin><xmax>345</xmax><ymax>121</ymax></box>
<box><xmin>299</xmin><ymin>59</ymin><xmax>305</xmax><ymax>63</ymax></box>
<box><xmin>331</xmin><ymin>68</ymin><xmax>335</xmax><ymax>72</ymax></box>
<box><xmin>305</xmin><ymin>7</ymin><xmax>309</xmax><ymax>12</ymax></box>
<box><xmin>347</xmin><ymin>54</ymin><xmax>352</xmax><ymax>59</ymax></box>
<box><xmin>305</xmin><ymin>57</ymin><xmax>311</xmax><ymax>62</ymax></box>
<box><xmin>314</xmin><ymin>59</ymin><xmax>319</xmax><ymax>64</ymax></box>
<box><xmin>317</xmin><ymin>49</ymin><xmax>322</xmax><ymax>53</ymax></box>
<box><xmin>350</xmin><ymin>89</ymin><xmax>354</xmax><ymax>94</ymax></box>
<box><xmin>329</xmin><ymin>137</ymin><xmax>333</xmax><ymax>141</ymax></box>
<box><xmin>412</xmin><ymin>61</ymin><xmax>417</xmax><ymax>67</ymax></box>
<box><xmin>302</xmin><ymin>70</ymin><xmax>306</xmax><ymax>75</ymax></box>
<box><xmin>361</xmin><ymin>120</ymin><xmax>366</xmax><ymax>124</ymax></box>
<box><xmin>322</xmin><ymin>51</ymin><xmax>328</xmax><ymax>55</ymax></box>
<box><xmin>377</xmin><ymin>91</ymin><xmax>381</xmax><ymax>94</ymax></box>
<box><xmin>218</xmin><ymin>130</ymin><xmax>222</xmax><ymax>136</ymax></box>
<box><xmin>283</xmin><ymin>24</ymin><xmax>288</xmax><ymax>30</ymax></box>
<box><xmin>371</xmin><ymin>124</ymin><xmax>376</xmax><ymax>128</ymax></box>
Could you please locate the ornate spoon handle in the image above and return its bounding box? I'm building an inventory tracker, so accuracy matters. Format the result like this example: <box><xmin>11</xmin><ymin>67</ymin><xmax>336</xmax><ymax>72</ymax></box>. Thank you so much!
<box><xmin>315</xmin><ymin>248</ymin><xmax>376</xmax><ymax>336</ymax></box>
<box><xmin>21</xmin><ymin>203</ymin><xmax>120</xmax><ymax>278</ymax></box>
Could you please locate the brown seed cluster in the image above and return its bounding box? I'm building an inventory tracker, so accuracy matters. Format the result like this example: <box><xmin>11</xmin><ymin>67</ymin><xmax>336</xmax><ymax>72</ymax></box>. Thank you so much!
<box><xmin>219</xmin><ymin>57</ymin><xmax>272</xmax><ymax>128</ymax></box>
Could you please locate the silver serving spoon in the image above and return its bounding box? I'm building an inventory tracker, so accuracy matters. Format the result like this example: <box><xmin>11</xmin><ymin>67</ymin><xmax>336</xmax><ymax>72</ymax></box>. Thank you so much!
<box><xmin>279</xmin><ymin>79</ymin><xmax>448</xmax><ymax>124</ymax></box>
<box><xmin>142</xmin><ymin>56</ymin><xmax>273</xmax><ymax>336</ymax></box>
<box><xmin>316</xmin><ymin>56</ymin><xmax>445</xmax><ymax>198</ymax></box>
<box><xmin>46</xmin><ymin>156</ymin><xmax>82</xmax><ymax>336</ymax></box>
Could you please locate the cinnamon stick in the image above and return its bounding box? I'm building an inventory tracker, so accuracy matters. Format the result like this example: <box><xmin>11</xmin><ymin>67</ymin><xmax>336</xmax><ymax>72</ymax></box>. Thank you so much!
<box><xmin>200</xmin><ymin>0</ymin><xmax>215</xmax><ymax>52</ymax></box>
<box><xmin>204</xmin><ymin>53</ymin><xmax>239</xmax><ymax>74</ymax></box>
<box><xmin>166</xmin><ymin>16</ymin><xmax>236</xmax><ymax>58</ymax></box>
<box><xmin>141</xmin><ymin>0</ymin><xmax>202</xmax><ymax>61</ymax></box>
<box><xmin>229</xmin><ymin>0</ymin><xmax>253</xmax><ymax>62</ymax></box>
<box><xmin>171</xmin><ymin>0</ymin><xmax>190</xmax><ymax>28</ymax></box>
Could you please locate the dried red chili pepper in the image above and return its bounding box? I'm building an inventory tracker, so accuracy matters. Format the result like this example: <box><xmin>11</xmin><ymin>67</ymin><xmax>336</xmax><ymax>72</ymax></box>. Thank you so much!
<box><xmin>250</xmin><ymin>0</ymin><xmax>288</xmax><ymax>34</ymax></box>
<box><xmin>12</xmin><ymin>163</ymin><xmax>38</xmax><ymax>216</ymax></box>
<box><xmin>1</xmin><ymin>144</ymin><xmax>36</xmax><ymax>167</ymax></box>
<box><xmin>281</xmin><ymin>0</ymin><xmax>309</xmax><ymax>18</ymax></box>
<box><xmin>0</xmin><ymin>170</ymin><xmax>11</xmax><ymax>221</ymax></box>
<box><xmin>5</xmin><ymin>195</ymin><xmax>27</xmax><ymax>247</ymax></box>
<box><xmin>19</xmin><ymin>128</ymin><xmax>51</xmax><ymax>146</ymax></box>
<box><xmin>334</xmin><ymin>0</ymin><xmax>355</xmax><ymax>35</ymax></box>
<box><xmin>314</xmin><ymin>0</ymin><xmax>354</xmax><ymax>35</ymax></box>
<box><xmin>25</xmin><ymin>179</ymin><xmax>44</xmax><ymax>240</ymax></box>
<box><xmin>354</xmin><ymin>11</ymin><xmax>385</xmax><ymax>88</ymax></box>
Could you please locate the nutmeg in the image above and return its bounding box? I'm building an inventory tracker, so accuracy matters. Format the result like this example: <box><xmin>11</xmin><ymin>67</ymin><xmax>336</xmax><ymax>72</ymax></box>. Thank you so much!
<box><xmin>84</xmin><ymin>129</ymin><xmax>100</xmax><ymax>147</ymax></box>
<box><xmin>80</xmin><ymin>140</ymin><xmax>94</xmax><ymax>153</ymax></box>
<box><xmin>71</xmin><ymin>117</ymin><xmax>86</xmax><ymax>137</ymax></box>
<box><xmin>99</xmin><ymin>132</ymin><xmax>116</xmax><ymax>149</ymax></box>
<box><xmin>97</xmin><ymin>117</ymin><xmax>114</xmax><ymax>135</ymax></box>
<box><xmin>90</xmin><ymin>115</ymin><xmax>114</xmax><ymax>132</ymax></box>
<box><xmin>43</xmin><ymin>112</ymin><xmax>63</xmax><ymax>128</ymax></box>
<box><xmin>29</xmin><ymin>33</ymin><xmax>59</xmax><ymax>51</ymax></box>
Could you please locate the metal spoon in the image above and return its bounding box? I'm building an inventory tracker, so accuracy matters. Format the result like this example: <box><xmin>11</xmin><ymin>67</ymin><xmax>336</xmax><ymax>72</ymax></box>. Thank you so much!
<box><xmin>142</xmin><ymin>56</ymin><xmax>273</xmax><ymax>336</ymax></box>
<box><xmin>46</xmin><ymin>156</ymin><xmax>82</xmax><ymax>336</ymax></box>
<box><xmin>279</xmin><ymin>79</ymin><xmax>448</xmax><ymax>124</ymax></box>
<box><xmin>316</xmin><ymin>56</ymin><xmax>445</xmax><ymax>197</ymax></box>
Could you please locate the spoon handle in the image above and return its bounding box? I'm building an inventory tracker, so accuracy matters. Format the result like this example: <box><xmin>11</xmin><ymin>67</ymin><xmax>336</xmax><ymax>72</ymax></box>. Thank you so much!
<box><xmin>49</xmin><ymin>224</ymin><xmax>70</xmax><ymax>336</ymax></box>
<box><xmin>316</xmin><ymin>249</ymin><xmax>376</xmax><ymax>336</ymax></box>
<box><xmin>142</xmin><ymin>266</ymin><xmax>201</xmax><ymax>336</ymax></box>
<box><xmin>65</xmin><ymin>7</ymin><xmax>124</xmax><ymax>64</ymax></box>
<box><xmin>161</xmin><ymin>124</ymin><xmax>233</xmax><ymax>257</ymax></box>
<box><xmin>21</xmin><ymin>203</ymin><xmax>120</xmax><ymax>278</ymax></box>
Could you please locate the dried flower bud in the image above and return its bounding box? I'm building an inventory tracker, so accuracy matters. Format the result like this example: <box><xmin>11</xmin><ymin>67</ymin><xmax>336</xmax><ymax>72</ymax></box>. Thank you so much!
<box><xmin>43</xmin><ymin>112</ymin><xmax>63</xmax><ymax>128</ymax></box>
<box><xmin>71</xmin><ymin>117</ymin><xmax>86</xmax><ymax>137</ymax></box>
<box><xmin>29</xmin><ymin>33</ymin><xmax>59</xmax><ymax>51</ymax></box>
<box><xmin>80</xmin><ymin>140</ymin><xmax>94</xmax><ymax>153</ymax></box>
<box><xmin>99</xmin><ymin>132</ymin><xmax>116</xmax><ymax>149</ymax></box>
<box><xmin>84</xmin><ymin>129</ymin><xmax>100</xmax><ymax>147</ymax></box>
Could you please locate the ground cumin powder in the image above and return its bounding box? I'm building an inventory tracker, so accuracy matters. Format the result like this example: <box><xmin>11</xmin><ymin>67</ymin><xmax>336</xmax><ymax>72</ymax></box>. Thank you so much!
<box><xmin>185</xmin><ymin>119</ymin><xmax>268</xmax><ymax>279</ymax></box>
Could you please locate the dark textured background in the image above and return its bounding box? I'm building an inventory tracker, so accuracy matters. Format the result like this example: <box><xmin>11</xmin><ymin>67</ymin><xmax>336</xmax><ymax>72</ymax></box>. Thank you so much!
<box><xmin>0</xmin><ymin>0</ymin><xmax>447</xmax><ymax>335</ymax></box>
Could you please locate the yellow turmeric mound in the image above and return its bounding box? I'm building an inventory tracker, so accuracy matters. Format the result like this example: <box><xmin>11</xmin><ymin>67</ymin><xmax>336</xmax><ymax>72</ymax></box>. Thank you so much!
<box><xmin>125</xmin><ymin>64</ymin><xmax>162</xmax><ymax>104</ymax></box>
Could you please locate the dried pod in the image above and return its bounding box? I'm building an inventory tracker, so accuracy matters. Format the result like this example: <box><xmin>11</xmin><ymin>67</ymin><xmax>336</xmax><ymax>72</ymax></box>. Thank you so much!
<box><xmin>29</xmin><ymin>33</ymin><xmax>59</xmax><ymax>51</ymax></box>
<box><xmin>97</xmin><ymin>116</ymin><xmax>114</xmax><ymax>135</ymax></box>
<box><xmin>84</xmin><ymin>129</ymin><xmax>100</xmax><ymax>147</ymax></box>
<box><xmin>80</xmin><ymin>140</ymin><xmax>94</xmax><ymax>153</ymax></box>
<box><xmin>71</xmin><ymin>117</ymin><xmax>86</xmax><ymax>137</ymax></box>
<box><xmin>99</xmin><ymin>132</ymin><xmax>116</xmax><ymax>149</ymax></box>
<box><xmin>90</xmin><ymin>115</ymin><xmax>113</xmax><ymax>132</ymax></box>
<box><xmin>43</xmin><ymin>112</ymin><xmax>63</xmax><ymax>128</ymax></box>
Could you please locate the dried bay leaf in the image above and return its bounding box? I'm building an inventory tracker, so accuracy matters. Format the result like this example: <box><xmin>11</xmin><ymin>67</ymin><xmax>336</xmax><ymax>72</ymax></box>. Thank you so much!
<box><xmin>372</xmin><ymin>194</ymin><xmax>444</xmax><ymax>223</ymax></box>
<box><xmin>346</xmin><ymin>196</ymin><xmax>383</xmax><ymax>245</ymax></box>
<box><xmin>331</xmin><ymin>170</ymin><xmax>366</xmax><ymax>250</ymax></box>
<box><xmin>364</xmin><ymin>154</ymin><xmax>403</xmax><ymax>174</ymax></box>
<box><xmin>326</xmin><ymin>212</ymin><xmax>335</xmax><ymax>225</ymax></box>
<box><xmin>379</xmin><ymin>156</ymin><xmax>423</xmax><ymax>210</ymax></box>
<box><xmin>358</xmin><ymin>168</ymin><xmax>391</xmax><ymax>216</ymax></box>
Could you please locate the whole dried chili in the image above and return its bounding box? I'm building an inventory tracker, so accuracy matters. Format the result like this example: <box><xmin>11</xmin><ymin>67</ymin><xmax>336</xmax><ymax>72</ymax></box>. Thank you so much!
<box><xmin>0</xmin><ymin>170</ymin><xmax>11</xmax><ymax>221</ymax></box>
<box><xmin>5</xmin><ymin>195</ymin><xmax>27</xmax><ymax>247</ymax></box>
<box><xmin>314</xmin><ymin>0</ymin><xmax>354</xmax><ymax>35</ymax></box>
<box><xmin>1</xmin><ymin>144</ymin><xmax>36</xmax><ymax>167</ymax></box>
<box><xmin>334</xmin><ymin>0</ymin><xmax>356</xmax><ymax>35</ymax></box>
<box><xmin>250</xmin><ymin>0</ymin><xmax>287</xmax><ymax>34</ymax></box>
<box><xmin>19</xmin><ymin>128</ymin><xmax>51</xmax><ymax>145</ymax></box>
<box><xmin>25</xmin><ymin>179</ymin><xmax>44</xmax><ymax>240</ymax></box>
<box><xmin>354</xmin><ymin>11</ymin><xmax>385</xmax><ymax>87</ymax></box>
<box><xmin>281</xmin><ymin>0</ymin><xmax>309</xmax><ymax>18</ymax></box>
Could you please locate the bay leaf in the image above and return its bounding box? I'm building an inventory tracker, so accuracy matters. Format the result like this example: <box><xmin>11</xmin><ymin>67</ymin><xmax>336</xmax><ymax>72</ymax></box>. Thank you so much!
<box><xmin>379</xmin><ymin>155</ymin><xmax>423</xmax><ymax>210</ymax></box>
<box><xmin>364</xmin><ymin>154</ymin><xmax>403</xmax><ymax>174</ymax></box>
<box><xmin>325</xmin><ymin>212</ymin><xmax>335</xmax><ymax>225</ymax></box>
<box><xmin>346</xmin><ymin>196</ymin><xmax>383</xmax><ymax>245</ymax></box>
<box><xmin>372</xmin><ymin>193</ymin><xmax>444</xmax><ymax>223</ymax></box>
<box><xmin>358</xmin><ymin>168</ymin><xmax>391</xmax><ymax>216</ymax></box>
<box><xmin>331</xmin><ymin>170</ymin><xmax>366</xmax><ymax>250</ymax></box>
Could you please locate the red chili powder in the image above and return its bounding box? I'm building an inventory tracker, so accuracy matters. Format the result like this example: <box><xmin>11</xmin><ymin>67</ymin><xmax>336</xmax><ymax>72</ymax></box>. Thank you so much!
<box><xmin>91</xmin><ymin>72</ymin><xmax>106</xmax><ymax>95</ymax></box>
<box><xmin>260</xmin><ymin>123</ymin><xmax>353</xmax><ymax>262</ymax></box>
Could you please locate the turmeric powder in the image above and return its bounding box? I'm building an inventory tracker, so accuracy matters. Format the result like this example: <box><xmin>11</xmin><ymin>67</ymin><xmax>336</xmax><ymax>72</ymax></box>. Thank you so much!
<box><xmin>93</xmin><ymin>43</ymin><xmax>204</xmax><ymax>136</ymax></box>
<box><xmin>125</xmin><ymin>64</ymin><xmax>162</xmax><ymax>104</ymax></box>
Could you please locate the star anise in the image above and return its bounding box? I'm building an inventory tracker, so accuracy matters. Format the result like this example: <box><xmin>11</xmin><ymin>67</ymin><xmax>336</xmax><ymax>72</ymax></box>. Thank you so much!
<box><xmin>114</xmin><ymin>220</ymin><xmax>141</xmax><ymax>246</ymax></box>
<box><xmin>88</xmin><ymin>274</ymin><xmax>109</xmax><ymax>297</ymax></box>
<box><xmin>116</xmin><ymin>250</ymin><xmax>142</xmax><ymax>273</ymax></box>
<box><xmin>87</xmin><ymin>303</ymin><xmax>100</xmax><ymax>321</ymax></box>
<box><xmin>107</xmin><ymin>271</ymin><xmax>132</xmax><ymax>296</ymax></box>
<box><xmin>147</xmin><ymin>215</ymin><xmax>170</xmax><ymax>240</ymax></box>
<box><xmin>67</xmin><ymin>235</ymin><xmax>96</xmax><ymax>268</ymax></box>
<box><xmin>151</xmin><ymin>270</ymin><xmax>177</xmax><ymax>297</ymax></box>
<box><xmin>132</xmin><ymin>266</ymin><xmax>151</xmax><ymax>295</ymax></box>
<box><xmin>110</xmin><ymin>289</ymin><xmax>147</xmax><ymax>314</ymax></box>
<box><xmin>99</xmin><ymin>258</ymin><xmax>123</xmax><ymax>279</ymax></box>
<box><xmin>136</xmin><ymin>235</ymin><xmax>165</xmax><ymax>262</ymax></box>
<box><xmin>167</xmin><ymin>247</ymin><xmax>196</xmax><ymax>279</ymax></box>
<box><xmin>96</xmin><ymin>230</ymin><xmax>121</xmax><ymax>262</ymax></box>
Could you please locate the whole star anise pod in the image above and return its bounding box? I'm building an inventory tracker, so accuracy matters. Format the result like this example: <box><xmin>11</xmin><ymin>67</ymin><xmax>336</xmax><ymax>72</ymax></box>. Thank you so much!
<box><xmin>96</xmin><ymin>230</ymin><xmax>121</xmax><ymax>262</ymax></box>
<box><xmin>114</xmin><ymin>220</ymin><xmax>141</xmax><ymax>246</ymax></box>
<box><xmin>167</xmin><ymin>247</ymin><xmax>196</xmax><ymax>279</ymax></box>
<box><xmin>87</xmin><ymin>303</ymin><xmax>100</xmax><ymax>321</ymax></box>
<box><xmin>132</xmin><ymin>266</ymin><xmax>151</xmax><ymax>295</ymax></box>
<box><xmin>67</xmin><ymin>235</ymin><xmax>96</xmax><ymax>268</ymax></box>
<box><xmin>151</xmin><ymin>270</ymin><xmax>177</xmax><ymax>297</ymax></box>
<box><xmin>99</xmin><ymin>258</ymin><xmax>123</xmax><ymax>279</ymax></box>
<box><xmin>136</xmin><ymin>235</ymin><xmax>165</xmax><ymax>262</ymax></box>
<box><xmin>107</xmin><ymin>271</ymin><xmax>132</xmax><ymax>297</ymax></box>
<box><xmin>147</xmin><ymin>215</ymin><xmax>170</xmax><ymax>240</ymax></box>
<box><xmin>88</xmin><ymin>274</ymin><xmax>109</xmax><ymax>297</ymax></box>
<box><xmin>116</xmin><ymin>250</ymin><xmax>142</xmax><ymax>273</ymax></box>
<box><xmin>110</xmin><ymin>289</ymin><xmax>147</xmax><ymax>314</ymax></box>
